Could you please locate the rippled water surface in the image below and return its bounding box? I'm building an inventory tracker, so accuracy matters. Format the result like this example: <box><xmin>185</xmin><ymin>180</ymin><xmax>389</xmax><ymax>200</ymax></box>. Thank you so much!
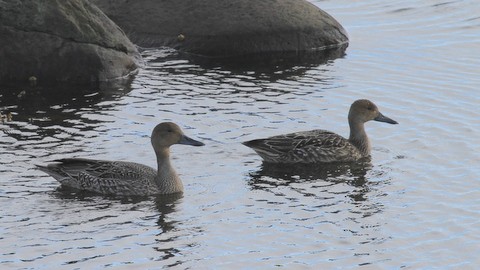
<box><xmin>1</xmin><ymin>0</ymin><xmax>480</xmax><ymax>269</ymax></box>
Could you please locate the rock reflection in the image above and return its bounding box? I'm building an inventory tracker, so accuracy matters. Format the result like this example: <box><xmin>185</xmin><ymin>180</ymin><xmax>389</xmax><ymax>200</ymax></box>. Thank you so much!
<box><xmin>1</xmin><ymin>79</ymin><xmax>133</xmax><ymax>119</ymax></box>
<box><xmin>0</xmin><ymin>78</ymin><xmax>134</xmax><ymax>141</ymax></box>
<box><xmin>185</xmin><ymin>44</ymin><xmax>347</xmax><ymax>76</ymax></box>
<box><xmin>142</xmin><ymin>45</ymin><xmax>346</xmax><ymax>82</ymax></box>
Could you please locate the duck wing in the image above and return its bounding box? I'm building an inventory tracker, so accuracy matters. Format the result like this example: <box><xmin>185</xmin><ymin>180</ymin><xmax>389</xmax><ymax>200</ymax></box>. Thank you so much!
<box><xmin>37</xmin><ymin>158</ymin><xmax>158</xmax><ymax>195</ymax></box>
<box><xmin>243</xmin><ymin>130</ymin><xmax>361</xmax><ymax>163</ymax></box>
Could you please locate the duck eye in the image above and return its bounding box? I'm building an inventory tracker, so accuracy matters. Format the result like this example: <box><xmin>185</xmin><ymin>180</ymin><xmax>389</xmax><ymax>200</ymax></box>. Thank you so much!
<box><xmin>367</xmin><ymin>106</ymin><xmax>373</xmax><ymax>111</ymax></box>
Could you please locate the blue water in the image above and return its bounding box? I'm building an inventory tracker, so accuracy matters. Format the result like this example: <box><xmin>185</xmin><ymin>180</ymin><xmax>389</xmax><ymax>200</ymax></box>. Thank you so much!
<box><xmin>1</xmin><ymin>0</ymin><xmax>480</xmax><ymax>269</ymax></box>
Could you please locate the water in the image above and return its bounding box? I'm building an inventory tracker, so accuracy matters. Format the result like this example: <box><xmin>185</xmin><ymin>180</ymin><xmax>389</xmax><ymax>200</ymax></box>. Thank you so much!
<box><xmin>1</xmin><ymin>0</ymin><xmax>480</xmax><ymax>269</ymax></box>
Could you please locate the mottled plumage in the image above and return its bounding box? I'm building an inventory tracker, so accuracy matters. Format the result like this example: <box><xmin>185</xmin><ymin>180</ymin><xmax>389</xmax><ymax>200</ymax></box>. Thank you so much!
<box><xmin>243</xmin><ymin>99</ymin><xmax>398</xmax><ymax>164</ymax></box>
<box><xmin>38</xmin><ymin>122</ymin><xmax>204</xmax><ymax>196</ymax></box>
<box><xmin>244</xmin><ymin>130</ymin><xmax>362</xmax><ymax>163</ymax></box>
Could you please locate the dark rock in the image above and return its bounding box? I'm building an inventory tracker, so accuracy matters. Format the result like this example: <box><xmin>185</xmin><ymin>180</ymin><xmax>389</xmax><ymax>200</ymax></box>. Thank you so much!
<box><xmin>90</xmin><ymin>0</ymin><xmax>348</xmax><ymax>57</ymax></box>
<box><xmin>0</xmin><ymin>0</ymin><xmax>141</xmax><ymax>84</ymax></box>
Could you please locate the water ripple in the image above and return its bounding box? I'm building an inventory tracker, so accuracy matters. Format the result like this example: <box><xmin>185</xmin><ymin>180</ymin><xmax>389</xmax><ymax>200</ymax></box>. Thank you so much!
<box><xmin>1</xmin><ymin>0</ymin><xmax>480</xmax><ymax>268</ymax></box>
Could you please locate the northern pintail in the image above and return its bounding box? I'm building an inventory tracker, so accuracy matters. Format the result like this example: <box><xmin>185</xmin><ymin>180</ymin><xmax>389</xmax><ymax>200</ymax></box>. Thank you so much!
<box><xmin>38</xmin><ymin>122</ymin><xmax>204</xmax><ymax>196</ymax></box>
<box><xmin>243</xmin><ymin>99</ymin><xmax>398</xmax><ymax>163</ymax></box>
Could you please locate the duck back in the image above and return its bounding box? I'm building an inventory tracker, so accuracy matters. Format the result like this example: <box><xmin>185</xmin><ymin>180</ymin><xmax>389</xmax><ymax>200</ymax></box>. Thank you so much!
<box><xmin>243</xmin><ymin>129</ymin><xmax>363</xmax><ymax>164</ymax></box>
<box><xmin>38</xmin><ymin>158</ymin><xmax>159</xmax><ymax>196</ymax></box>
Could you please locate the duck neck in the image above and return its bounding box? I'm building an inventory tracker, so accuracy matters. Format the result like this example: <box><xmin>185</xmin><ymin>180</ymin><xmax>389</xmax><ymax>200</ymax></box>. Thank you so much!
<box><xmin>154</xmin><ymin>148</ymin><xmax>183</xmax><ymax>194</ymax></box>
<box><xmin>348</xmin><ymin>120</ymin><xmax>371</xmax><ymax>157</ymax></box>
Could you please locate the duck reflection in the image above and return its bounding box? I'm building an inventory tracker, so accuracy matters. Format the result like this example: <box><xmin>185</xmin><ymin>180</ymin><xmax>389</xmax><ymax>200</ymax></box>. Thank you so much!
<box><xmin>248</xmin><ymin>158</ymin><xmax>375</xmax><ymax>203</ymax></box>
<box><xmin>152</xmin><ymin>193</ymin><xmax>187</xmax><ymax>263</ymax></box>
<box><xmin>52</xmin><ymin>185</ymin><xmax>182</xmax><ymax>206</ymax></box>
<box><xmin>52</xmin><ymin>186</ymin><xmax>184</xmax><ymax>233</ymax></box>
<box><xmin>154</xmin><ymin>193</ymin><xmax>183</xmax><ymax>233</ymax></box>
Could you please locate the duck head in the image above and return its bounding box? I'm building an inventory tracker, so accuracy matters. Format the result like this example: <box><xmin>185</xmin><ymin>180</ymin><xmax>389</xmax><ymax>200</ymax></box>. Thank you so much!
<box><xmin>348</xmin><ymin>99</ymin><xmax>398</xmax><ymax>125</ymax></box>
<box><xmin>151</xmin><ymin>122</ymin><xmax>204</xmax><ymax>151</ymax></box>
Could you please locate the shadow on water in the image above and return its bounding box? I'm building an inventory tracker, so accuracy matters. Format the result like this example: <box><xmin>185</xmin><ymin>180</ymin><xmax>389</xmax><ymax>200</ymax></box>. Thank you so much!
<box><xmin>143</xmin><ymin>45</ymin><xmax>347</xmax><ymax>82</ymax></box>
<box><xmin>0</xmin><ymin>78</ymin><xmax>134</xmax><ymax>140</ymax></box>
<box><xmin>186</xmin><ymin>45</ymin><xmax>347</xmax><ymax>73</ymax></box>
<box><xmin>248</xmin><ymin>159</ymin><xmax>375</xmax><ymax>202</ymax></box>
<box><xmin>0</xmin><ymin>78</ymin><xmax>133</xmax><ymax>118</ymax></box>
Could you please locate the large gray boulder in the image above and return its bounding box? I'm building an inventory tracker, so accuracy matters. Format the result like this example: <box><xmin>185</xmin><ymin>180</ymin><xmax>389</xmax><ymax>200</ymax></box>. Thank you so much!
<box><xmin>0</xmin><ymin>0</ymin><xmax>141</xmax><ymax>84</ymax></box>
<box><xmin>90</xmin><ymin>0</ymin><xmax>348</xmax><ymax>57</ymax></box>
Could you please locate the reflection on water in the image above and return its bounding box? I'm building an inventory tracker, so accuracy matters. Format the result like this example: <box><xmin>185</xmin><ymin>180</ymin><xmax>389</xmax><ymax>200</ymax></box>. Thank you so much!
<box><xmin>45</xmin><ymin>187</ymin><xmax>189</xmax><ymax>267</ymax></box>
<box><xmin>153</xmin><ymin>194</ymin><xmax>188</xmax><ymax>267</ymax></box>
<box><xmin>248</xmin><ymin>160</ymin><xmax>386</xmax><ymax>215</ymax></box>
<box><xmin>181</xmin><ymin>44</ymin><xmax>347</xmax><ymax>77</ymax></box>
<box><xmin>249</xmin><ymin>159</ymin><xmax>371</xmax><ymax>184</ymax></box>
<box><xmin>0</xmin><ymin>79</ymin><xmax>133</xmax><ymax>124</ymax></box>
<box><xmin>141</xmin><ymin>47</ymin><xmax>342</xmax><ymax>89</ymax></box>
<box><xmin>154</xmin><ymin>193</ymin><xmax>184</xmax><ymax>233</ymax></box>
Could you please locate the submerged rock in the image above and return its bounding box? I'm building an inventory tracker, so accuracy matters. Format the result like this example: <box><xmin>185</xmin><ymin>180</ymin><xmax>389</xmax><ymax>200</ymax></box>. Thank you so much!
<box><xmin>0</xmin><ymin>0</ymin><xmax>141</xmax><ymax>84</ymax></box>
<box><xmin>90</xmin><ymin>0</ymin><xmax>348</xmax><ymax>57</ymax></box>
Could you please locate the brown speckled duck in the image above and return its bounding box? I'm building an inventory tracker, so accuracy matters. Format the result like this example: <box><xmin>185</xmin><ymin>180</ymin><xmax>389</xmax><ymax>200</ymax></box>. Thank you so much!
<box><xmin>243</xmin><ymin>99</ymin><xmax>398</xmax><ymax>164</ymax></box>
<box><xmin>38</xmin><ymin>122</ymin><xmax>204</xmax><ymax>196</ymax></box>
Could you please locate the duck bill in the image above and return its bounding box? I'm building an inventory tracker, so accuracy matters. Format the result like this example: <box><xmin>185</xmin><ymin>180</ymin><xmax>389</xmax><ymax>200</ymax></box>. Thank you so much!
<box><xmin>374</xmin><ymin>112</ymin><xmax>398</xmax><ymax>124</ymax></box>
<box><xmin>178</xmin><ymin>135</ymin><xmax>205</xmax><ymax>146</ymax></box>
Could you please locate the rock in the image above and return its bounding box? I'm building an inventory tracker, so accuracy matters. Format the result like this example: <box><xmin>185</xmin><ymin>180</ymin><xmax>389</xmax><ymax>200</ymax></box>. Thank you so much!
<box><xmin>90</xmin><ymin>0</ymin><xmax>348</xmax><ymax>57</ymax></box>
<box><xmin>0</xmin><ymin>0</ymin><xmax>141</xmax><ymax>84</ymax></box>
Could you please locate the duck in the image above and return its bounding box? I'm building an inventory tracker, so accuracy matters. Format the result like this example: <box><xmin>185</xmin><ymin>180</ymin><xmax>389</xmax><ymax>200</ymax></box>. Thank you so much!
<box><xmin>242</xmin><ymin>99</ymin><xmax>398</xmax><ymax>164</ymax></box>
<box><xmin>37</xmin><ymin>122</ymin><xmax>204</xmax><ymax>196</ymax></box>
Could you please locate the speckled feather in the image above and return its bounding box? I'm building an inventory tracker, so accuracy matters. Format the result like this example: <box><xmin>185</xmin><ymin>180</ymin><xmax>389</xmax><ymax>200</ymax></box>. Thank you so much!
<box><xmin>38</xmin><ymin>158</ymin><xmax>160</xmax><ymax>196</ymax></box>
<box><xmin>243</xmin><ymin>130</ymin><xmax>362</xmax><ymax>163</ymax></box>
